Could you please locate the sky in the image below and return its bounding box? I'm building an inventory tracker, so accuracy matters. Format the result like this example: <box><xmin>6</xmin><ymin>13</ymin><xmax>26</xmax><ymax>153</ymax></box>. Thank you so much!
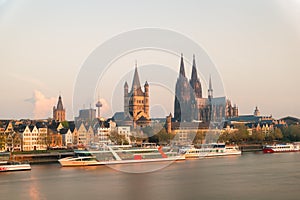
<box><xmin>0</xmin><ymin>0</ymin><xmax>299</xmax><ymax>120</ymax></box>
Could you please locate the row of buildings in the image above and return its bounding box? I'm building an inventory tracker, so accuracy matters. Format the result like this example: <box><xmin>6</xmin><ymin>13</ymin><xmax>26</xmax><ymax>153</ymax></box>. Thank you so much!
<box><xmin>0</xmin><ymin>105</ymin><xmax>289</xmax><ymax>152</ymax></box>
<box><xmin>0</xmin><ymin>118</ymin><xmax>133</xmax><ymax>152</ymax></box>
<box><xmin>0</xmin><ymin>54</ymin><xmax>293</xmax><ymax>151</ymax></box>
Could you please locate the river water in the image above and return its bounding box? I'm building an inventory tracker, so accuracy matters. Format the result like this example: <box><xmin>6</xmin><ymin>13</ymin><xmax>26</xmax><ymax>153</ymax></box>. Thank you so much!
<box><xmin>1</xmin><ymin>152</ymin><xmax>300</xmax><ymax>200</ymax></box>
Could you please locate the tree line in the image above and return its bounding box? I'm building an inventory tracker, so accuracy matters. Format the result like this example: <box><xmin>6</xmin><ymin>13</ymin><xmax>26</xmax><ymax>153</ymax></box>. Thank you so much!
<box><xmin>218</xmin><ymin>124</ymin><xmax>300</xmax><ymax>144</ymax></box>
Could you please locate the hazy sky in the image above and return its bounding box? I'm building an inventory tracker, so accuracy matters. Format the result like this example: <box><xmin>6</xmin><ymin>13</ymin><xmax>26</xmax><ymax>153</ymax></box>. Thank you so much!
<box><xmin>0</xmin><ymin>0</ymin><xmax>299</xmax><ymax>120</ymax></box>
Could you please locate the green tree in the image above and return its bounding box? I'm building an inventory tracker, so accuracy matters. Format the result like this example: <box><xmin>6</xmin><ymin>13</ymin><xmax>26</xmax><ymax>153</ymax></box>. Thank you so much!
<box><xmin>266</xmin><ymin>128</ymin><xmax>283</xmax><ymax>142</ymax></box>
<box><xmin>274</xmin><ymin>128</ymin><xmax>283</xmax><ymax>140</ymax></box>
<box><xmin>218</xmin><ymin>131</ymin><xmax>231</xmax><ymax>144</ymax></box>
<box><xmin>232</xmin><ymin>124</ymin><xmax>249</xmax><ymax>144</ymax></box>
<box><xmin>264</xmin><ymin>131</ymin><xmax>275</xmax><ymax>142</ymax></box>
<box><xmin>157</xmin><ymin>128</ymin><xmax>171</xmax><ymax>145</ymax></box>
<box><xmin>193</xmin><ymin>131</ymin><xmax>206</xmax><ymax>144</ymax></box>
<box><xmin>250</xmin><ymin>130</ymin><xmax>264</xmax><ymax>143</ymax></box>
<box><xmin>109</xmin><ymin>131</ymin><xmax>128</xmax><ymax>145</ymax></box>
<box><xmin>281</xmin><ymin>125</ymin><xmax>300</xmax><ymax>142</ymax></box>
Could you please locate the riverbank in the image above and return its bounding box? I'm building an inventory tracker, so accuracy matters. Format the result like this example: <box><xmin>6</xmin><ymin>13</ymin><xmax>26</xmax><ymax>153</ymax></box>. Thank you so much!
<box><xmin>11</xmin><ymin>151</ymin><xmax>74</xmax><ymax>164</ymax></box>
<box><xmin>5</xmin><ymin>144</ymin><xmax>263</xmax><ymax>164</ymax></box>
<box><xmin>239</xmin><ymin>144</ymin><xmax>263</xmax><ymax>152</ymax></box>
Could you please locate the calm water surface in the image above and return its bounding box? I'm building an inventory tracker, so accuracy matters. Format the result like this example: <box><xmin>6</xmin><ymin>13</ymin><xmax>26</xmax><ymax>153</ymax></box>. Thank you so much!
<box><xmin>1</xmin><ymin>152</ymin><xmax>300</xmax><ymax>200</ymax></box>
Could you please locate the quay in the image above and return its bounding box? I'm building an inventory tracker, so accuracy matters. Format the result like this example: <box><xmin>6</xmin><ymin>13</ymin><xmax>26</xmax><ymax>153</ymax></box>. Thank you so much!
<box><xmin>239</xmin><ymin>144</ymin><xmax>263</xmax><ymax>152</ymax></box>
<box><xmin>3</xmin><ymin>144</ymin><xmax>263</xmax><ymax>164</ymax></box>
<box><xmin>11</xmin><ymin>151</ymin><xmax>75</xmax><ymax>164</ymax></box>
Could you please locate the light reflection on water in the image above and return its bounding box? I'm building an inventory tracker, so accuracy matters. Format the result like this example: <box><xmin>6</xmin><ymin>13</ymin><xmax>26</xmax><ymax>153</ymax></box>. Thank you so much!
<box><xmin>1</xmin><ymin>152</ymin><xmax>300</xmax><ymax>200</ymax></box>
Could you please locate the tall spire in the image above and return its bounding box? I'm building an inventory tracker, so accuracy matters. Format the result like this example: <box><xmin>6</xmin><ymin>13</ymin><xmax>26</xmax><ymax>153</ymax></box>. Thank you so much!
<box><xmin>53</xmin><ymin>94</ymin><xmax>65</xmax><ymax>122</ymax></box>
<box><xmin>191</xmin><ymin>54</ymin><xmax>198</xmax><ymax>81</ymax></box>
<box><xmin>190</xmin><ymin>54</ymin><xmax>202</xmax><ymax>98</ymax></box>
<box><xmin>124</xmin><ymin>81</ymin><xmax>128</xmax><ymax>89</ymax></box>
<box><xmin>131</xmin><ymin>62</ymin><xmax>141</xmax><ymax>92</ymax></box>
<box><xmin>208</xmin><ymin>75</ymin><xmax>213</xmax><ymax>99</ymax></box>
<box><xmin>57</xmin><ymin>95</ymin><xmax>64</xmax><ymax>110</ymax></box>
<box><xmin>179</xmin><ymin>53</ymin><xmax>186</xmax><ymax>77</ymax></box>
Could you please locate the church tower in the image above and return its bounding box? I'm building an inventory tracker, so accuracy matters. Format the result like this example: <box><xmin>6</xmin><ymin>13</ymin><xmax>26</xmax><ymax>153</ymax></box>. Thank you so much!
<box><xmin>189</xmin><ymin>55</ymin><xmax>203</xmax><ymax>121</ymax></box>
<box><xmin>254</xmin><ymin>106</ymin><xmax>260</xmax><ymax>116</ymax></box>
<box><xmin>174</xmin><ymin>54</ymin><xmax>192</xmax><ymax>122</ymax></box>
<box><xmin>190</xmin><ymin>55</ymin><xmax>202</xmax><ymax>99</ymax></box>
<box><xmin>53</xmin><ymin>95</ymin><xmax>66</xmax><ymax>122</ymax></box>
<box><xmin>124</xmin><ymin>63</ymin><xmax>150</xmax><ymax>127</ymax></box>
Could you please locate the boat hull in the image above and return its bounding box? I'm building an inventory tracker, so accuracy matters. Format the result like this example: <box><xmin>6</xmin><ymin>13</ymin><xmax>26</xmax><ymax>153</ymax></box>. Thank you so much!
<box><xmin>263</xmin><ymin>149</ymin><xmax>300</xmax><ymax>153</ymax></box>
<box><xmin>185</xmin><ymin>151</ymin><xmax>241</xmax><ymax>158</ymax></box>
<box><xmin>263</xmin><ymin>144</ymin><xmax>300</xmax><ymax>153</ymax></box>
<box><xmin>182</xmin><ymin>144</ymin><xmax>242</xmax><ymax>159</ymax></box>
<box><xmin>58</xmin><ymin>156</ymin><xmax>185</xmax><ymax>167</ymax></box>
<box><xmin>0</xmin><ymin>164</ymin><xmax>31</xmax><ymax>172</ymax></box>
<box><xmin>199</xmin><ymin>151</ymin><xmax>242</xmax><ymax>157</ymax></box>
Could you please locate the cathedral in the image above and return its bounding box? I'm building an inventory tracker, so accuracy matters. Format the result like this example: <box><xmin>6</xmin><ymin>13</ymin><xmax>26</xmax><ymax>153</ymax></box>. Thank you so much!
<box><xmin>124</xmin><ymin>64</ymin><xmax>151</xmax><ymax>127</ymax></box>
<box><xmin>174</xmin><ymin>54</ymin><xmax>238</xmax><ymax>123</ymax></box>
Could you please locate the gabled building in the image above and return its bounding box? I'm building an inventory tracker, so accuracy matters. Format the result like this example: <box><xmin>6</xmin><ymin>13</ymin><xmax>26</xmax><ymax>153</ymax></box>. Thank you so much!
<box><xmin>95</xmin><ymin>119</ymin><xmax>112</xmax><ymax>145</ymax></box>
<box><xmin>86</xmin><ymin>125</ymin><xmax>94</xmax><ymax>146</ymax></box>
<box><xmin>21</xmin><ymin>124</ymin><xmax>47</xmax><ymax>151</ymax></box>
<box><xmin>77</xmin><ymin>122</ymin><xmax>87</xmax><ymax>146</ymax></box>
<box><xmin>72</xmin><ymin>126</ymin><xmax>79</xmax><ymax>147</ymax></box>
<box><xmin>47</xmin><ymin>121</ymin><xmax>63</xmax><ymax>148</ymax></box>
<box><xmin>117</xmin><ymin>126</ymin><xmax>131</xmax><ymax>144</ymax></box>
<box><xmin>4</xmin><ymin>121</ymin><xmax>14</xmax><ymax>134</ymax></box>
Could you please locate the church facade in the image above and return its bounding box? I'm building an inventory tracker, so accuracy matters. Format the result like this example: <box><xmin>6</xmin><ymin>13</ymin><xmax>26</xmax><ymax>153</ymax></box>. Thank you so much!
<box><xmin>174</xmin><ymin>54</ymin><xmax>238</xmax><ymax>123</ymax></box>
<box><xmin>124</xmin><ymin>65</ymin><xmax>150</xmax><ymax>127</ymax></box>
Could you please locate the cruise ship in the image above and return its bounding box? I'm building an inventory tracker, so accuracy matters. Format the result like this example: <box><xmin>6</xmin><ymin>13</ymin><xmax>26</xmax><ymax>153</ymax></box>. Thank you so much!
<box><xmin>263</xmin><ymin>143</ymin><xmax>300</xmax><ymax>153</ymax></box>
<box><xmin>58</xmin><ymin>145</ymin><xmax>185</xmax><ymax>167</ymax></box>
<box><xmin>179</xmin><ymin>143</ymin><xmax>242</xmax><ymax>158</ymax></box>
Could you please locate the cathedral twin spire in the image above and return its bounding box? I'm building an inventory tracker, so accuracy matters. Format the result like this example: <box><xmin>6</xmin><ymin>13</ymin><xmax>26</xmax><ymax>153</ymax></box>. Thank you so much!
<box><xmin>179</xmin><ymin>54</ymin><xmax>201</xmax><ymax>79</ymax></box>
<box><xmin>174</xmin><ymin>53</ymin><xmax>213</xmax><ymax>122</ymax></box>
<box><xmin>179</xmin><ymin>54</ymin><xmax>203</xmax><ymax>98</ymax></box>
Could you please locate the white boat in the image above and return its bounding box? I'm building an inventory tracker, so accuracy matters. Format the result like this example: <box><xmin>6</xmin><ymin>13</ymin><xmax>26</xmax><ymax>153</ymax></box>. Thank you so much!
<box><xmin>263</xmin><ymin>143</ymin><xmax>300</xmax><ymax>153</ymax></box>
<box><xmin>179</xmin><ymin>143</ymin><xmax>242</xmax><ymax>158</ymax></box>
<box><xmin>58</xmin><ymin>145</ymin><xmax>185</xmax><ymax>167</ymax></box>
<box><xmin>0</xmin><ymin>161</ymin><xmax>31</xmax><ymax>172</ymax></box>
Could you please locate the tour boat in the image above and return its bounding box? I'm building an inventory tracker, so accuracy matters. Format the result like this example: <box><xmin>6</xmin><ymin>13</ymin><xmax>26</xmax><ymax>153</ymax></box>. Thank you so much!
<box><xmin>179</xmin><ymin>143</ymin><xmax>242</xmax><ymax>158</ymax></box>
<box><xmin>58</xmin><ymin>145</ymin><xmax>185</xmax><ymax>167</ymax></box>
<box><xmin>0</xmin><ymin>161</ymin><xmax>31</xmax><ymax>172</ymax></box>
<box><xmin>263</xmin><ymin>143</ymin><xmax>300</xmax><ymax>153</ymax></box>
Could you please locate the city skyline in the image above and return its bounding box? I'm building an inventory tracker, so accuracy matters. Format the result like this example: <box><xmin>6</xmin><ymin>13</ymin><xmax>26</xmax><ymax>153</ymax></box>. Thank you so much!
<box><xmin>0</xmin><ymin>0</ymin><xmax>299</xmax><ymax>120</ymax></box>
